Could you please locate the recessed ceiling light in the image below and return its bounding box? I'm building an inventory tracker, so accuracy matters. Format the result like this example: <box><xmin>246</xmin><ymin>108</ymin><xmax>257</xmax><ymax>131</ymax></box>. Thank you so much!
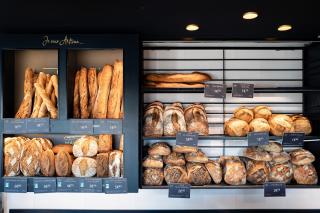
<box><xmin>278</xmin><ymin>24</ymin><xmax>292</xmax><ymax>32</ymax></box>
<box><xmin>186</xmin><ymin>24</ymin><xmax>199</xmax><ymax>31</ymax></box>
<box><xmin>243</xmin><ymin>12</ymin><xmax>258</xmax><ymax>20</ymax></box>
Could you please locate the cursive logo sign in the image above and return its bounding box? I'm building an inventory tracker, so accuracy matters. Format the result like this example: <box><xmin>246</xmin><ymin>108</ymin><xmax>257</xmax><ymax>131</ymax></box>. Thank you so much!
<box><xmin>42</xmin><ymin>35</ymin><xmax>84</xmax><ymax>46</ymax></box>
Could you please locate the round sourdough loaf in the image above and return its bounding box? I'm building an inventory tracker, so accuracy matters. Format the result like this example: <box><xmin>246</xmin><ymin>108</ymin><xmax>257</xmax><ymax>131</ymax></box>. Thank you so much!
<box><xmin>73</xmin><ymin>136</ymin><xmax>98</xmax><ymax>157</ymax></box>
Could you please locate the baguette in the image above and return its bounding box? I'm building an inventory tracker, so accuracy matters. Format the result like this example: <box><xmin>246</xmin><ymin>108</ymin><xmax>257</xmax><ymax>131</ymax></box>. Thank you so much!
<box><xmin>51</xmin><ymin>75</ymin><xmax>58</xmax><ymax>99</ymax></box>
<box><xmin>73</xmin><ymin>70</ymin><xmax>80</xmax><ymax>118</ymax></box>
<box><xmin>88</xmin><ymin>67</ymin><xmax>98</xmax><ymax>118</ymax></box>
<box><xmin>15</xmin><ymin>68</ymin><xmax>34</xmax><ymax>118</ymax></box>
<box><xmin>79</xmin><ymin>67</ymin><xmax>89</xmax><ymax>118</ymax></box>
<box><xmin>120</xmin><ymin>98</ymin><xmax>124</xmax><ymax>118</ymax></box>
<box><xmin>51</xmin><ymin>91</ymin><xmax>57</xmax><ymax>107</ymax></box>
<box><xmin>145</xmin><ymin>72</ymin><xmax>211</xmax><ymax>83</ymax></box>
<box><xmin>34</xmin><ymin>83</ymin><xmax>58</xmax><ymax>119</ymax></box>
<box><xmin>38</xmin><ymin>77</ymin><xmax>54</xmax><ymax>118</ymax></box>
<box><xmin>92</xmin><ymin>65</ymin><xmax>113</xmax><ymax>118</ymax></box>
<box><xmin>107</xmin><ymin>60</ymin><xmax>123</xmax><ymax>119</ymax></box>
<box><xmin>145</xmin><ymin>81</ymin><xmax>205</xmax><ymax>88</ymax></box>
<box><xmin>31</xmin><ymin>72</ymin><xmax>47</xmax><ymax>118</ymax></box>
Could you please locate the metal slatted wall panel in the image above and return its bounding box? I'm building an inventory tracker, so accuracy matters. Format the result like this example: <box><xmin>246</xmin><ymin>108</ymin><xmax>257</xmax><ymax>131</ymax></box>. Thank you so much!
<box><xmin>143</xmin><ymin>45</ymin><xmax>303</xmax><ymax>159</ymax></box>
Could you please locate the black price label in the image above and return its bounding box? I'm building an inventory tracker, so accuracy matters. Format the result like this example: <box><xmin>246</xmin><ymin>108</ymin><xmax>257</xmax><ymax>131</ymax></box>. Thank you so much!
<box><xmin>176</xmin><ymin>132</ymin><xmax>198</xmax><ymax>147</ymax></box>
<box><xmin>93</xmin><ymin>119</ymin><xmax>122</xmax><ymax>134</ymax></box>
<box><xmin>232</xmin><ymin>83</ymin><xmax>254</xmax><ymax>98</ymax></box>
<box><xmin>3</xmin><ymin>119</ymin><xmax>27</xmax><ymax>133</ymax></box>
<box><xmin>104</xmin><ymin>178</ymin><xmax>128</xmax><ymax>194</ymax></box>
<box><xmin>80</xmin><ymin>178</ymin><xmax>102</xmax><ymax>193</ymax></box>
<box><xmin>282</xmin><ymin>133</ymin><xmax>305</xmax><ymax>146</ymax></box>
<box><xmin>70</xmin><ymin>119</ymin><xmax>93</xmax><ymax>134</ymax></box>
<box><xmin>204</xmin><ymin>83</ymin><xmax>226</xmax><ymax>98</ymax></box>
<box><xmin>4</xmin><ymin>177</ymin><xmax>28</xmax><ymax>193</ymax></box>
<box><xmin>26</xmin><ymin>118</ymin><xmax>50</xmax><ymax>133</ymax></box>
<box><xmin>56</xmin><ymin>178</ymin><xmax>80</xmax><ymax>192</ymax></box>
<box><xmin>169</xmin><ymin>184</ymin><xmax>191</xmax><ymax>198</ymax></box>
<box><xmin>33</xmin><ymin>178</ymin><xmax>56</xmax><ymax>193</ymax></box>
<box><xmin>264</xmin><ymin>182</ymin><xmax>286</xmax><ymax>197</ymax></box>
<box><xmin>248</xmin><ymin>132</ymin><xmax>269</xmax><ymax>146</ymax></box>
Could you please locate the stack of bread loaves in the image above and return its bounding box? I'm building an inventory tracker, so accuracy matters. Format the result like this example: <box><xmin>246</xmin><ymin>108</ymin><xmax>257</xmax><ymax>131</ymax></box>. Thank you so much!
<box><xmin>144</xmin><ymin>72</ymin><xmax>212</xmax><ymax>88</ymax></box>
<box><xmin>144</xmin><ymin>101</ymin><xmax>209</xmax><ymax>137</ymax></box>
<box><xmin>73</xmin><ymin>60</ymin><xmax>123</xmax><ymax>119</ymax></box>
<box><xmin>15</xmin><ymin>68</ymin><xmax>58</xmax><ymax>119</ymax></box>
<box><xmin>224</xmin><ymin>106</ymin><xmax>312</xmax><ymax>136</ymax></box>
<box><xmin>4</xmin><ymin>135</ymin><xmax>124</xmax><ymax>178</ymax></box>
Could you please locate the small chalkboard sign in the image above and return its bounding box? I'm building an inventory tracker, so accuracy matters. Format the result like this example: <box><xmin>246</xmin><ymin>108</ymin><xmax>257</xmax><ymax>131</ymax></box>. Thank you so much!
<box><xmin>168</xmin><ymin>184</ymin><xmax>191</xmax><ymax>198</ymax></box>
<box><xmin>56</xmin><ymin>178</ymin><xmax>80</xmax><ymax>192</ymax></box>
<box><xmin>4</xmin><ymin>177</ymin><xmax>28</xmax><ymax>193</ymax></box>
<box><xmin>33</xmin><ymin>178</ymin><xmax>56</xmax><ymax>193</ymax></box>
<box><xmin>26</xmin><ymin>118</ymin><xmax>50</xmax><ymax>133</ymax></box>
<box><xmin>3</xmin><ymin>119</ymin><xmax>27</xmax><ymax>133</ymax></box>
<box><xmin>176</xmin><ymin>132</ymin><xmax>198</xmax><ymax>147</ymax></box>
<box><xmin>282</xmin><ymin>132</ymin><xmax>305</xmax><ymax>146</ymax></box>
<box><xmin>93</xmin><ymin>119</ymin><xmax>122</xmax><ymax>134</ymax></box>
<box><xmin>104</xmin><ymin>178</ymin><xmax>128</xmax><ymax>194</ymax></box>
<box><xmin>248</xmin><ymin>132</ymin><xmax>269</xmax><ymax>146</ymax></box>
<box><xmin>70</xmin><ymin>119</ymin><xmax>93</xmax><ymax>134</ymax></box>
<box><xmin>204</xmin><ymin>83</ymin><xmax>226</xmax><ymax>98</ymax></box>
<box><xmin>264</xmin><ymin>182</ymin><xmax>286</xmax><ymax>197</ymax></box>
<box><xmin>232</xmin><ymin>83</ymin><xmax>254</xmax><ymax>98</ymax></box>
<box><xmin>80</xmin><ymin>178</ymin><xmax>102</xmax><ymax>193</ymax></box>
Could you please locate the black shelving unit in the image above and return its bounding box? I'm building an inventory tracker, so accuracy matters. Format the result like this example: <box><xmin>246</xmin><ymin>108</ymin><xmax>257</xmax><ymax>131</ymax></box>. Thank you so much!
<box><xmin>0</xmin><ymin>34</ymin><xmax>140</xmax><ymax>193</ymax></box>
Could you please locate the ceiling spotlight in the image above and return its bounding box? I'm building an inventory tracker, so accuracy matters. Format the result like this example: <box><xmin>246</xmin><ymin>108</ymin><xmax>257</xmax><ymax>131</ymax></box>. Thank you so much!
<box><xmin>278</xmin><ymin>24</ymin><xmax>292</xmax><ymax>32</ymax></box>
<box><xmin>243</xmin><ymin>12</ymin><xmax>258</xmax><ymax>20</ymax></box>
<box><xmin>186</xmin><ymin>24</ymin><xmax>199</xmax><ymax>31</ymax></box>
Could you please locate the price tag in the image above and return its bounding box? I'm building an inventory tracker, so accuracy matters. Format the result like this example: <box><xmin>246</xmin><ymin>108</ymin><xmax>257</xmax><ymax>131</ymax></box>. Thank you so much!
<box><xmin>93</xmin><ymin>119</ymin><xmax>122</xmax><ymax>134</ymax></box>
<box><xmin>169</xmin><ymin>184</ymin><xmax>191</xmax><ymax>198</ymax></box>
<box><xmin>56</xmin><ymin>178</ymin><xmax>80</xmax><ymax>192</ymax></box>
<box><xmin>248</xmin><ymin>132</ymin><xmax>269</xmax><ymax>146</ymax></box>
<box><xmin>264</xmin><ymin>182</ymin><xmax>286</xmax><ymax>197</ymax></box>
<box><xmin>176</xmin><ymin>132</ymin><xmax>198</xmax><ymax>147</ymax></box>
<box><xmin>3</xmin><ymin>119</ymin><xmax>27</xmax><ymax>133</ymax></box>
<box><xmin>282</xmin><ymin>132</ymin><xmax>305</xmax><ymax>146</ymax></box>
<box><xmin>104</xmin><ymin>178</ymin><xmax>128</xmax><ymax>194</ymax></box>
<box><xmin>70</xmin><ymin>119</ymin><xmax>93</xmax><ymax>134</ymax></box>
<box><xmin>3</xmin><ymin>177</ymin><xmax>28</xmax><ymax>193</ymax></box>
<box><xmin>33</xmin><ymin>178</ymin><xmax>56</xmax><ymax>193</ymax></box>
<box><xmin>204</xmin><ymin>83</ymin><xmax>226</xmax><ymax>98</ymax></box>
<box><xmin>232</xmin><ymin>83</ymin><xmax>254</xmax><ymax>98</ymax></box>
<box><xmin>80</xmin><ymin>178</ymin><xmax>102</xmax><ymax>193</ymax></box>
<box><xmin>26</xmin><ymin>118</ymin><xmax>50</xmax><ymax>133</ymax></box>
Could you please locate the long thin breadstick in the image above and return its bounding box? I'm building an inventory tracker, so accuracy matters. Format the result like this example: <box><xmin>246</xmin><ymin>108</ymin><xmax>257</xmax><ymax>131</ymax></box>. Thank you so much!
<box><xmin>88</xmin><ymin>68</ymin><xmax>98</xmax><ymax>118</ymax></box>
<box><xmin>79</xmin><ymin>67</ymin><xmax>89</xmax><ymax>118</ymax></box>
<box><xmin>38</xmin><ymin>78</ymin><xmax>54</xmax><ymax>118</ymax></box>
<box><xmin>34</xmin><ymin>83</ymin><xmax>58</xmax><ymax>119</ymax></box>
<box><xmin>31</xmin><ymin>72</ymin><xmax>47</xmax><ymax>118</ymax></box>
<box><xmin>73</xmin><ymin>70</ymin><xmax>80</xmax><ymax>118</ymax></box>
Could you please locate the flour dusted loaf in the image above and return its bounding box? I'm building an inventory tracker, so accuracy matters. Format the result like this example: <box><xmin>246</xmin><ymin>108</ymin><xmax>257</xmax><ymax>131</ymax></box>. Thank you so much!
<box><xmin>269</xmin><ymin>114</ymin><xmax>294</xmax><ymax>136</ymax></box>
<box><xmin>4</xmin><ymin>137</ymin><xmax>23</xmax><ymax>176</ymax></box>
<box><xmin>249</xmin><ymin>118</ymin><xmax>270</xmax><ymax>132</ymax></box>
<box><xmin>270</xmin><ymin>152</ymin><xmax>291</xmax><ymax>165</ymax></box>
<box><xmin>164</xmin><ymin>165</ymin><xmax>188</xmax><ymax>184</ymax></box>
<box><xmin>143</xmin><ymin>155</ymin><xmax>163</xmax><ymax>168</ymax></box>
<box><xmin>52</xmin><ymin>144</ymin><xmax>73</xmax><ymax>154</ymax></box>
<box><xmin>224</xmin><ymin>118</ymin><xmax>249</xmax><ymax>137</ymax></box>
<box><xmin>260</xmin><ymin>142</ymin><xmax>283</xmax><ymax>153</ymax></box>
<box><xmin>163</xmin><ymin>152</ymin><xmax>186</xmax><ymax>166</ymax></box>
<box><xmin>269</xmin><ymin>162</ymin><xmax>293</xmax><ymax>183</ymax></box>
<box><xmin>187</xmin><ymin>163</ymin><xmax>211</xmax><ymax>185</ymax></box>
<box><xmin>291</xmin><ymin>115</ymin><xmax>312</xmax><ymax>135</ymax></box>
<box><xmin>55</xmin><ymin>150</ymin><xmax>73</xmax><ymax>177</ymax></box>
<box><xmin>163</xmin><ymin>103</ymin><xmax>187</xmax><ymax>136</ymax></box>
<box><xmin>253</xmin><ymin>106</ymin><xmax>272</xmax><ymax>120</ymax></box>
<box><xmin>293</xmin><ymin>164</ymin><xmax>318</xmax><ymax>185</ymax></box>
<box><xmin>246</xmin><ymin>160</ymin><xmax>270</xmax><ymax>184</ymax></box>
<box><xmin>72</xmin><ymin>157</ymin><xmax>97</xmax><ymax>177</ymax></box>
<box><xmin>244</xmin><ymin>147</ymin><xmax>272</xmax><ymax>161</ymax></box>
<box><xmin>40</xmin><ymin>149</ymin><xmax>55</xmax><ymax>176</ymax></box>
<box><xmin>184</xmin><ymin>103</ymin><xmax>209</xmax><ymax>135</ymax></box>
<box><xmin>205</xmin><ymin>160</ymin><xmax>222</xmax><ymax>184</ymax></box>
<box><xmin>223</xmin><ymin>157</ymin><xmax>246</xmax><ymax>185</ymax></box>
<box><xmin>143</xmin><ymin>168</ymin><xmax>164</xmax><ymax>186</ymax></box>
<box><xmin>234</xmin><ymin>107</ymin><xmax>254</xmax><ymax>123</ymax></box>
<box><xmin>290</xmin><ymin>149</ymin><xmax>315</xmax><ymax>165</ymax></box>
<box><xmin>148</xmin><ymin>142</ymin><xmax>171</xmax><ymax>156</ymax></box>
<box><xmin>172</xmin><ymin>145</ymin><xmax>198</xmax><ymax>153</ymax></box>
<box><xmin>96</xmin><ymin>153</ymin><xmax>109</xmax><ymax>177</ymax></box>
<box><xmin>98</xmin><ymin>134</ymin><xmax>112</xmax><ymax>153</ymax></box>
<box><xmin>143</xmin><ymin>101</ymin><xmax>164</xmax><ymax>137</ymax></box>
<box><xmin>185</xmin><ymin>150</ymin><xmax>209</xmax><ymax>163</ymax></box>
<box><xmin>109</xmin><ymin>150</ymin><xmax>123</xmax><ymax>177</ymax></box>
<box><xmin>20</xmin><ymin>139</ymin><xmax>42</xmax><ymax>176</ymax></box>
<box><xmin>73</xmin><ymin>136</ymin><xmax>98</xmax><ymax>157</ymax></box>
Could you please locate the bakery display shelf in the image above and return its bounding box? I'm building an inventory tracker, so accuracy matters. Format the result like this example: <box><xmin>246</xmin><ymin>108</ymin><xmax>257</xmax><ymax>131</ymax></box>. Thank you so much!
<box><xmin>141</xmin><ymin>184</ymin><xmax>320</xmax><ymax>189</ymax></box>
<box><xmin>143</xmin><ymin>87</ymin><xmax>320</xmax><ymax>94</ymax></box>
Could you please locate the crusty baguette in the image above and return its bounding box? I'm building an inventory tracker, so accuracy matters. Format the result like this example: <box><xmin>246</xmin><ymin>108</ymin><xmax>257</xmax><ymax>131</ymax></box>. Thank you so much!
<box><xmin>144</xmin><ymin>72</ymin><xmax>211</xmax><ymax>83</ymax></box>
<box><xmin>46</xmin><ymin>74</ymin><xmax>51</xmax><ymax>86</ymax></box>
<box><xmin>79</xmin><ymin>67</ymin><xmax>90</xmax><ymax>118</ymax></box>
<box><xmin>34</xmin><ymin>83</ymin><xmax>58</xmax><ymax>119</ymax></box>
<box><xmin>38</xmin><ymin>77</ymin><xmax>54</xmax><ymax>118</ymax></box>
<box><xmin>144</xmin><ymin>81</ymin><xmax>205</xmax><ymax>88</ymax></box>
<box><xmin>15</xmin><ymin>68</ymin><xmax>34</xmax><ymax>118</ymax></box>
<box><xmin>73</xmin><ymin>70</ymin><xmax>80</xmax><ymax>118</ymax></box>
<box><xmin>107</xmin><ymin>60</ymin><xmax>123</xmax><ymax>119</ymax></box>
<box><xmin>92</xmin><ymin>65</ymin><xmax>113</xmax><ymax>118</ymax></box>
<box><xmin>51</xmin><ymin>75</ymin><xmax>58</xmax><ymax>99</ymax></box>
<box><xmin>51</xmin><ymin>91</ymin><xmax>57</xmax><ymax>107</ymax></box>
<box><xmin>31</xmin><ymin>72</ymin><xmax>47</xmax><ymax>118</ymax></box>
<box><xmin>88</xmin><ymin>67</ymin><xmax>98</xmax><ymax>118</ymax></box>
